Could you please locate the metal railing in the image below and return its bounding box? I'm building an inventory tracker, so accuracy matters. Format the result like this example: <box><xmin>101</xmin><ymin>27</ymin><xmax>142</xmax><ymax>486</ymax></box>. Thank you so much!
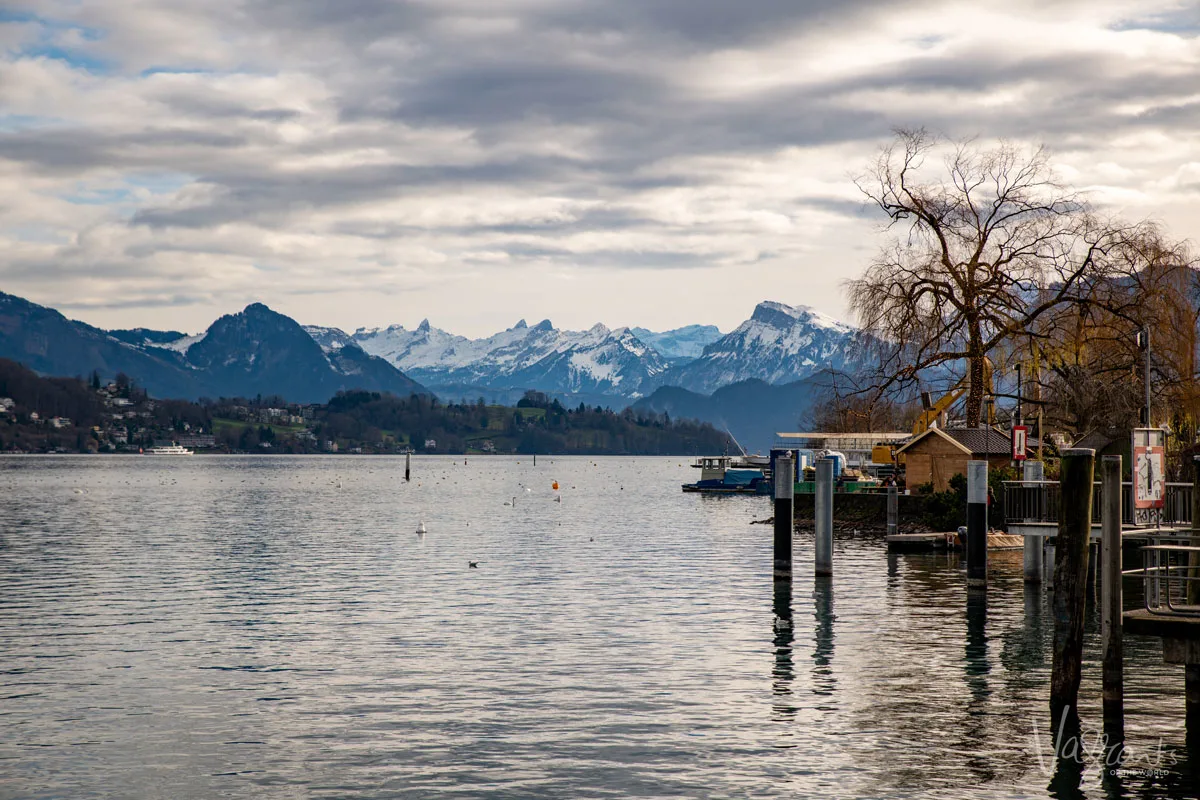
<box><xmin>1137</xmin><ymin>544</ymin><xmax>1200</xmax><ymax>616</ymax></box>
<box><xmin>1003</xmin><ymin>480</ymin><xmax>1061</xmax><ymax>524</ymax></box>
<box><xmin>1002</xmin><ymin>480</ymin><xmax>1194</xmax><ymax>527</ymax></box>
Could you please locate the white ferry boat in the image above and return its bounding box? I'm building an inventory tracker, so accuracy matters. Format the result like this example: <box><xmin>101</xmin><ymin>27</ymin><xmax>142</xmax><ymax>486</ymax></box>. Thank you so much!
<box><xmin>143</xmin><ymin>444</ymin><xmax>194</xmax><ymax>455</ymax></box>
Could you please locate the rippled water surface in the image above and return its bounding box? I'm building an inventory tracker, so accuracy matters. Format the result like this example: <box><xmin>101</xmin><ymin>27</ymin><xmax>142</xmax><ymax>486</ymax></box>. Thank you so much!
<box><xmin>2</xmin><ymin>455</ymin><xmax>1198</xmax><ymax>799</ymax></box>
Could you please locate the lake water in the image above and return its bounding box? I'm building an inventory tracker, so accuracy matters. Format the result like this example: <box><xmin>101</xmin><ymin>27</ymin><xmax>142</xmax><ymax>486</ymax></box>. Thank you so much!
<box><xmin>1</xmin><ymin>455</ymin><xmax>1197</xmax><ymax>799</ymax></box>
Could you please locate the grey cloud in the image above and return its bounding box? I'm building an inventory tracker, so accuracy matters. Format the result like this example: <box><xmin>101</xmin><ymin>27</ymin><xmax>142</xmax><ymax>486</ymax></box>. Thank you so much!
<box><xmin>0</xmin><ymin>127</ymin><xmax>249</xmax><ymax>174</ymax></box>
<box><xmin>3</xmin><ymin>0</ymin><xmax>1200</xmax><ymax>323</ymax></box>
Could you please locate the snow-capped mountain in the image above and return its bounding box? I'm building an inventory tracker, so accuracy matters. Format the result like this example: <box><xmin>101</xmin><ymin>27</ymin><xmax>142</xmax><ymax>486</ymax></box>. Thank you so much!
<box><xmin>316</xmin><ymin>318</ymin><xmax>671</xmax><ymax>398</ymax></box>
<box><xmin>659</xmin><ymin>301</ymin><xmax>864</xmax><ymax>395</ymax></box>
<box><xmin>301</xmin><ymin>301</ymin><xmax>867</xmax><ymax>402</ymax></box>
<box><xmin>630</xmin><ymin>324</ymin><xmax>722</xmax><ymax>362</ymax></box>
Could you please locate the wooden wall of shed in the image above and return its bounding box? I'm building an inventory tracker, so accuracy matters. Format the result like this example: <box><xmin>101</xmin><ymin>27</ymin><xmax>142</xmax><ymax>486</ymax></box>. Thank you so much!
<box><xmin>903</xmin><ymin>446</ymin><xmax>1014</xmax><ymax>491</ymax></box>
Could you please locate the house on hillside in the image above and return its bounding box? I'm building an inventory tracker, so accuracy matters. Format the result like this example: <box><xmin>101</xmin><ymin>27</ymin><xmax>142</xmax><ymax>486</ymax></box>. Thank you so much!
<box><xmin>897</xmin><ymin>427</ymin><xmax>1040</xmax><ymax>491</ymax></box>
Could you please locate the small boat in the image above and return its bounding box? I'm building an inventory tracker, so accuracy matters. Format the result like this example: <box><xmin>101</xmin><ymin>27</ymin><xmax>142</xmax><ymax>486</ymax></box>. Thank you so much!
<box><xmin>682</xmin><ymin>456</ymin><xmax>768</xmax><ymax>494</ymax></box>
<box><xmin>416</xmin><ymin>521</ymin><xmax>427</xmax><ymax>535</ymax></box>
<box><xmin>144</xmin><ymin>444</ymin><xmax>194</xmax><ymax>455</ymax></box>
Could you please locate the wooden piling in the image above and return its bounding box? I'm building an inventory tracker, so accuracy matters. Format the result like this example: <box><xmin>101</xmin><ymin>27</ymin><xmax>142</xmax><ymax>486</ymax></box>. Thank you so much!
<box><xmin>1051</xmin><ymin>447</ymin><xmax>1095</xmax><ymax>720</ymax></box>
<box><xmin>966</xmin><ymin>460</ymin><xmax>988</xmax><ymax>589</ymax></box>
<box><xmin>1188</xmin><ymin>665</ymin><xmax>1200</xmax><ymax>734</ymax></box>
<box><xmin>1101</xmin><ymin>454</ymin><xmax>1123</xmax><ymax>722</ymax></box>
<box><xmin>1190</xmin><ymin>455</ymin><xmax>1200</xmax><ymax>605</ymax></box>
<box><xmin>405</xmin><ymin>451</ymin><xmax>411</xmax><ymax>482</ymax></box>
<box><xmin>814</xmin><ymin>458</ymin><xmax>833</xmax><ymax>577</ymax></box>
<box><xmin>886</xmin><ymin>486</ymin><xmax>898</xmax><ymax>538</ymax></box>
<box><xmin>773</xmin><ymin>456</ymin><xmax>794</xmax><ymax>580</ymax></box>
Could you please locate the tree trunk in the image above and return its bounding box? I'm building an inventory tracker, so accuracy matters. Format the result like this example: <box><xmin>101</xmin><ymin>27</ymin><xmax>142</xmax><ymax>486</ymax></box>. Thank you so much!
<box><xmin>966</xmin><ymin>321</ymin><xmax>984</xmax><ymax>427</ymax></box>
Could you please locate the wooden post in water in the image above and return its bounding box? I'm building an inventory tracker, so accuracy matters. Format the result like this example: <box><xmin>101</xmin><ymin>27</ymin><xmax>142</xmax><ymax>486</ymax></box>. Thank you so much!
<box><xmin>405</xmin><ymin>451</ymin><xmax>411</xmax><ymax>482</ymax></box>
<box><xmin>773</xmin><ymin>456</ymin><xmax>794</xmax><ymax>580</ymax></box>
<box><xmin>1101</xmin><ymin>454</ymin><xmax>1123</xmax><ymax>722</ymax></box>
<box><xmin>1023</xmin><ymin>460</ymin><xmax>1045</xmax><ymax>584</ymax></box>
<box><xmin>966</xmin><ymin>460</ymin><xmax>988</xmax><ymax>589</ymax></box>
<box><xmin>533</xmin><ymin>454</ymin><xmax>537</xmax><ymax>466</ymax></box>
<box><xmin>1189</xmin><ymin>455</ymin><xmax>1200</xmax><ymax>605</ymax></box>
<box><xmin>886</xmin><ymin>486</ymin><xmax>898</xmax><ymax>538</ymax></box>
<box><xmin>815</xmin><ymin>458</ymin><xmax>834</xmax><ymax>577</ymax></box>
<box><xmin>1051</xmin><ymin>447</ymin><xmax>1095</xmax><ymax>721</ymax></box>
<box><xmin>1188</xmin><ymin>665</ymin><xmax>1200</xmax><ymax>736</ymax></box>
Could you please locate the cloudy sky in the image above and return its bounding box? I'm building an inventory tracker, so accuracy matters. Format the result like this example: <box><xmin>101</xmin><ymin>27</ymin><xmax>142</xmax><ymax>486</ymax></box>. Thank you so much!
<box><xmin>2</xmin><ymin>1</ymin><xmax>1199</xmax><ymax>337</ymax></box>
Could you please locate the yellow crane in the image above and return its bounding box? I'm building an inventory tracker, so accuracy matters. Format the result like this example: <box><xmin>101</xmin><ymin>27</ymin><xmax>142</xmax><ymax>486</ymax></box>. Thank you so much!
<box><xmin>911</xmin><ymin>360</ymin><xmax>994</xmax><ymax>436</ymax></box>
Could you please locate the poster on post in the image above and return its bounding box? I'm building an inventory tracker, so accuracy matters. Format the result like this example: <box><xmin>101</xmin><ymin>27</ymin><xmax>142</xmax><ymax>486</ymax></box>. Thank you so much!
<box><xmin>1132</xmin><ymin>427</ymin><xmax>1166</xmax><ymax>525</ymax></box>
<box><xmin>1011</xmin><ymin>425</ymin><xmax>1028</xmax><ymax>461</ymax></box>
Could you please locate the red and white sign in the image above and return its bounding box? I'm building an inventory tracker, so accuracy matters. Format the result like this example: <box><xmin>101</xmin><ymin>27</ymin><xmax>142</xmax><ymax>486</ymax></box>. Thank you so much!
<box><xmin>1132</xmin><ymin>428</ymin><xmax>1166</xmax><ymax>511</ymax></box>
<box><xmin>1011</xmin><ymin>425</ymin><xmax>1028</xmax><ymax>461</ymax></box>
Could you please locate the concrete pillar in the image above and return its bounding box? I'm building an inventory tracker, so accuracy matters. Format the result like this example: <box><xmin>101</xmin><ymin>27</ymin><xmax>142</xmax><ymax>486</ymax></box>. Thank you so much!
<box><xmin>773</xmin><ymin>456</ymin><xmax>794</xmax><ymax>580</ymax></box>
<box><xmin>966</xmin><ymin>460</ymin><xmax>988</xmax><ymax>589</ymax></box>
<box><xmin>815</xmin><ymin>458</ymin><xmax>833</xmax><ymax>577</ymax></box>
<box><xmin>1024</xmin><ymin>533</ymin><xmax>1044</xmax><ymax>583</ymax></box>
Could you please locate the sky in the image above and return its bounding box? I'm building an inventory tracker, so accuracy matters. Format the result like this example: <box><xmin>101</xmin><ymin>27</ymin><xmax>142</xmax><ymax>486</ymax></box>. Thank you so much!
<box><xmin>2</xmin><ymin>1</ymin><xmax>1200</xmax><ymax>338</ymax></box>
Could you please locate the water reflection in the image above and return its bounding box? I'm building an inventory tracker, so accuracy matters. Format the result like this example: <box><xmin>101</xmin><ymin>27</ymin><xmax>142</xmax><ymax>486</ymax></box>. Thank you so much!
<box><xmin>772</xmin><ymin>579</ymin><xmax>796</xmax><ymax>723</ymax></box>
<box><xmin>964</xmin><ymin>590</ymin><xmax>996</xmax><ymax>783</ymax></box>
<box><xmin>1047</xmin><ymin>707</ymin><xmax>1085</xmax><ymax>800</ymax></box>
<box><xmin>812</xmin><ymin>576</ymin><xmax>836</xmax><ymax>698</ymax></box>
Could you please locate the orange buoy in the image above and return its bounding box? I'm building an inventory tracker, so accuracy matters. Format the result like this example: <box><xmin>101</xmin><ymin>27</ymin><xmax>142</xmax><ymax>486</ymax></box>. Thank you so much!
<box><xmin>552</xmin><ymin>481</ymin><xmax>559</xmax><ymax>490</ymax></box>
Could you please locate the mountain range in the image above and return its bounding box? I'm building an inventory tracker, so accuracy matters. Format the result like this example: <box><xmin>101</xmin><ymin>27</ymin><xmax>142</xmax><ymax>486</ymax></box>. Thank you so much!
<box><xmin>0</xmin><ymin>290</ymin><xmax>869</xmax><ymax>450</ymax></box>
<box><xmin>0</xmin><ymin>293</ymin><xmax>424</xmax><ymax>404</ymax></box>
<box><xmin>304</xmin><ymin>300</ymin><xmax>865</xmax><ymax>405</ymax></box>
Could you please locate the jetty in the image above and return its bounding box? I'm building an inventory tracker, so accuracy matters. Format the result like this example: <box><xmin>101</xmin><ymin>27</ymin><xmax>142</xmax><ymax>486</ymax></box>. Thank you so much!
<box><xmin>765</xmin><ymin>446</ymin><xmax>1200</xmax><ymax>741</ymax></box>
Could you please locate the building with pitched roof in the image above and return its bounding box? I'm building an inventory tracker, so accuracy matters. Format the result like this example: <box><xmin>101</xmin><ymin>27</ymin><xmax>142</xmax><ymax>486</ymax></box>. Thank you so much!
<box><xmin>896</xmin><ymin>426</ymin><xmax>1040</xmax><ymax>491</ymax></box>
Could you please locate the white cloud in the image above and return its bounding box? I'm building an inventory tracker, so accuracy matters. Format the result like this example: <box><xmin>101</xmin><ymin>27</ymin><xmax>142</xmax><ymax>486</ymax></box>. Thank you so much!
<box><xmin>1</xmin><ymin>0</ymin><xmax>1199</xmax><ymax>336</ymax></box>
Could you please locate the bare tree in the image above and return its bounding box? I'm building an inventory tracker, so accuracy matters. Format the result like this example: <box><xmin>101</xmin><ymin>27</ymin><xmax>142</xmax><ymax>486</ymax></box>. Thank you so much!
<box><xmin>1023</xmin><ymin>232</ymin><xmax>1197</xmax><ymax>437</ymax></box>
<box><xmin>847</xmin><ymin>128</ymin><xmax>1158</xmax><ymax>426</ymax></box>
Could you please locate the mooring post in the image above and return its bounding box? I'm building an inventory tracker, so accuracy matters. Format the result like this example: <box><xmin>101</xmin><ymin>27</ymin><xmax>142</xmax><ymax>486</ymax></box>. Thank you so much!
<box><xmin>1051</xmin><ymin>447</ymin><xmax>1095</xmax><ymax>723</ymax></box>
<box><xmin>1024</xmin><ymin>534</ymin><xmax>1044</xmax><ymax>584</ymax></box>
<box><xmin>886</xmin><ymin>486</ymin><xmax>898</xmax><ymax>538</ymax></box>
<box><xmin>773</xmin><ymin>456</ymin><xmax>794</xmax><ymax>580</ymax></box>
<box><xmin>1101</xmin><ymin>454</ymin><xmax>1123</xmax><ymax>723</ymax></box>
<box><xmin>966</xmin><ymin>460</ymin><xmax>988</xmax><ymax>590</ymax></box>
<box><xmin>1188</xmin><ymin>665</ymin><xmax>1200</xmax><ymax>736</ymax></box>
<box><xmin>815</xmin><ymin>458</ymin><xmax>834</xmax><ymax>577</ymax></box>
<box><xmin>405</xmin><ymin>451</ymin><xmax>411</xmax><ymax>482</ymax></box>
<box><xmin>1189</xmin><ymin>455</ymin><xmax>1200</xmax><ymax>605</ymax></box>
<box><xmin>533</xmin><ymin>453</ymin><xmax>537</xmax><ymax>466</ymax></box>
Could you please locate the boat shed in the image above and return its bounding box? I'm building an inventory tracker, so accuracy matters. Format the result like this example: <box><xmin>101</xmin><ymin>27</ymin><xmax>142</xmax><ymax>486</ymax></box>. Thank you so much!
<box><xmin>896</xmin><ymin>426</ymin><xmax>1036</xmax><ymax>491</ymax></box>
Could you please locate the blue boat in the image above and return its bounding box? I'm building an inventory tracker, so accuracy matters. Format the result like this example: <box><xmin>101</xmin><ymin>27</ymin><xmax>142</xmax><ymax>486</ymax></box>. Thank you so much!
<box><xmin>681</xmin><ymin>456</ymin><xmax>770</xmax><ymax>494</ymax></box>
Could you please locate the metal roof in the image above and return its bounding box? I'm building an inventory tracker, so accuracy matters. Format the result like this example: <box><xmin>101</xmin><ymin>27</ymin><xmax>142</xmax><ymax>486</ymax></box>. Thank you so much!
<box><xmin>775</xmin><ymin>432</ymin><xmax>911</xmax><ymax>441</ymax></box>
<box><xmin>896</xmin><ymin>426</ymin><xmax>1040</xmax><ymax>456</ymax></box>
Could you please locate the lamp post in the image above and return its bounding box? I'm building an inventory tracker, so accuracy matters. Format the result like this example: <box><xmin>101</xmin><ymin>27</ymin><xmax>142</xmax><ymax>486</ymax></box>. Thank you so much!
<box><xmin>1137</xmin><ymin>326</ymin><xmax>1151</xmax><ymax>426</ymax></box>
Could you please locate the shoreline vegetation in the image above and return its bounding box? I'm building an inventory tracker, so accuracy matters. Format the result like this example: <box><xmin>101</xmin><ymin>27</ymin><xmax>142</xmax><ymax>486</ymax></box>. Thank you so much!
<box><xmin>0</xmin><ymin>360</ymin><xmax>733</xmax><ymax>456</ymax></box>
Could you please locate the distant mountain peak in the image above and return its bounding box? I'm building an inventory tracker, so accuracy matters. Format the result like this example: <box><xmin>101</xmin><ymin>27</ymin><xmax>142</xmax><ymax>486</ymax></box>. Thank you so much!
<box><xmin>417</xmin><ymin>319</ymin><xmax>431</xmax><ymax>333</ymax></box>
<box><xmin>659</xmin><ymin>301</ymin><xmax>862</xmax><ymax>395</ymax></box>
<box><xmin>751</xmin><ymin>301</ymin><xmax>850</xmax><ymax>332</ymax></box>
<box><xmin>513</xmin><ymin>319</ymin><xmax>527</xmax><ymax>330</ymax></box>
<box><xmin>533</xmin><ymin>319</ymin><xmax>553</xmax><ymax>332</ymax></box>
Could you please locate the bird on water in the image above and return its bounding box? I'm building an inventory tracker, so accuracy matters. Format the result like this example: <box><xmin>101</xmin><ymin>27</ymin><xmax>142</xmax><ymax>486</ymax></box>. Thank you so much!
<box><xmin>468</xmin><ymin>561</ymin><xmax>481</xmax><ymax>568</ymax></box>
